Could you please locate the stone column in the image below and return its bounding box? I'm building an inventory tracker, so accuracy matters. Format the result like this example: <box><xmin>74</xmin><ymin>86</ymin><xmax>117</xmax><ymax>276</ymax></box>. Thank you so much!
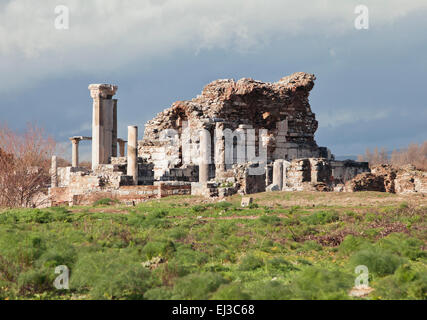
<box><xmin>214</xmin><ymin>122</ymin><xmax>225</xmax><ymax>178</ymax></box>
<box><xmin>89</xmin><ymin>84</ymin><xmax>118</xmax><ymax>170</ymax></box>
<box><xmin>69</xmin><ymin>137</ymin><xmax>80</xmax><ymax>167</ymax></box>
<box><xmin>127</xmin><ymin>126</ymin><xmax>138</xmax><ymax>185</ymax></box>
<box><xmin>199</xmin><ymin>128</ymin><xmax>210</xmax><ymax>183</ymax></box>
<box><xmin>51</xmin><ymin>155</ymin><xmax>57</xmax><ymax>187</ymax></box>
<box><xmin>273</xmin><ymin>159</ymin><xmax>284</xmax><ymax>190</ymax></box>
<box><xmin>117</xmin><ymin>138</ymin><xmax>127</xmax><ymax>157</ymax></box>
<box><xmin>112</xmin><ymin>99</ymin><xmax>118</xmax><ymax>157</ymax></box>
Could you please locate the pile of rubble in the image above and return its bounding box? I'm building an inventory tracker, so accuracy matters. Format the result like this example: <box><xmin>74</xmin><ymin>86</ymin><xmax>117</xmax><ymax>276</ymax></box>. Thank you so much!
<box><xmin>345</xmin><ymin>164</ymin><xmax>427</xmax><ymax>194</ymax></box>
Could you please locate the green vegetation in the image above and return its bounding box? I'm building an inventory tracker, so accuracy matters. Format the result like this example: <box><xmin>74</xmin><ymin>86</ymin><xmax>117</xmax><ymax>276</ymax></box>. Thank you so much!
<box><xmin>0</xmin><ymin>192</ymin><xmax>425</xmax><ymax>300</ymax></box>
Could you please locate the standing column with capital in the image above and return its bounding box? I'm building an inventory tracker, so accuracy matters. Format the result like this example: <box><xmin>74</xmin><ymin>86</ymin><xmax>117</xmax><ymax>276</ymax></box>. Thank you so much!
<box><xmin>69</xmin><ymin>137</ymin><xmax>81</xmax><ymax>167</ymax></box>
<box><xmin>88</xmin><ymin>84</ymin><xmax>118</xmax><ymax>169</ymax></box>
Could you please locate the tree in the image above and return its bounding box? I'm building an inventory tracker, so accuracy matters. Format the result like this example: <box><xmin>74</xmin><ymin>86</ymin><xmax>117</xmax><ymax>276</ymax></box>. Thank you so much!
<box><xmin>360</xmin><ymin>142</ymin><xmax>427</xmax><ymax>170</ymax></box>
<box><xmin>0</xmin><ymin>123</ymin><xmax>56</xmax><ymax>207</ymax></box>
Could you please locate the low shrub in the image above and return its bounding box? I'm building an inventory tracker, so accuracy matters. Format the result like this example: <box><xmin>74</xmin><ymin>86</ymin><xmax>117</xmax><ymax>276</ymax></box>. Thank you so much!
<box><xmin>211</xmin><ymin>282</ymin><xmax>250</xmax><ymax>300</ymax></box>
<box><xmin>373</xmin><ymin>263</ymin><xmax>427</xmax><ymax>300</ymax></box>
<box><xmin>376</xmin><ymin>233</ymin><xmax>426</xmax><ymax>260</ymax></box>
<box><xmin>350</xmin><ymin>246</ymin><xmax>405</xmax><ymax>277</ymax></box>
<box><xmin>172</xmin><ymin>272</ymin><xmax>227</xmax><ymax>299</ymax></box>
<box><xmin>259</xmin><ymin>215</ymin><xmax>281</xmax><ymax>225</ymax></box>
<box><xmin>238</xmin><ymin>254</ymin><xmax>264</xmax><ymax>271</ymax></box>
<box><xmin>339</xmin><ymin>235</ymin><xmax>371</xmax><ymax>256</ymax></box>
<box><xmin>142</xmin><ymin>241</ymin><xmax>176</xmax><ymax>260</ymax></box>
<box><xmin>300</xmin><ymin>240</ymin><xmax>323</xmax><ymax>252</ymax></box>
<box><xmin>291</xmin><ymin>267</ymin><xmax>353</xmax><ymax>300</ymax></box>
<box><xmin>301</xmin><ymin>210</ymin><xmax>339</xmax><ymax>225</ymax></box>
<box><xmin>191</xmin><ymin>205</ymin><xmax>208</xmax><ymax>213</ymax></box>
<box><xmin>266</xmin><ymin>257</ymin><xmax>297</xmax><ymax>273</ymax></box>
<box><xmin>248</xmin><ymin>280</ymin><xmax>292</xmax><ymax>300</ymax></box>
<box><xmin>144</xmin><ymin>287</ymin><xmax>173</xmax><ymax>300</ymax></box>
<box><xmin>93</xmin><ymin>198</ymin><xmax>118</xmax><ymax>206</ymax></box>
<box><xmin>71</xmin><ymin>250</ymin><xmax>153</xmax><ymax>299</ymax></box>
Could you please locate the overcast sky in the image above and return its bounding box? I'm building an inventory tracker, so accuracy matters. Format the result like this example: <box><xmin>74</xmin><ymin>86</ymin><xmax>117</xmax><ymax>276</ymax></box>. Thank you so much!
<box><xmin>1</xmin><ymin>0</ymin><xmax>426</xmax><ymax>160</ymax></box>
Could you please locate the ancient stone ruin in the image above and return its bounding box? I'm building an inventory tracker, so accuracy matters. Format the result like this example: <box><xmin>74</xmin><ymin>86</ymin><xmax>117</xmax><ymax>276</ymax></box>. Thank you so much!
<box><xmin>48</xmin><ymin>72</ymin><xmax>424</xmax><ymax>206</ymax></box>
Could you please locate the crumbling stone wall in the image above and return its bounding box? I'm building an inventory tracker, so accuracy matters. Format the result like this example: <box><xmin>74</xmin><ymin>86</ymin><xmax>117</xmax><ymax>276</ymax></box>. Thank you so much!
<box><xmin>140</xmin><ymin>72</ymin><xmax>328</xmax><ymax>178</ymax></box>
<box><xmin>267</xmin><ymin>158</ymin><xmax>370</xmax><ymax>192</ymax></box>
<box><xmin>346</xmin><ymin>164</ymin><xmax>427</xmax><ymax>194</ymax></box>
<box><xmin>282</xmin><ymin>158</ymin><xmax>333</xmax><ymax>191</ymax></box>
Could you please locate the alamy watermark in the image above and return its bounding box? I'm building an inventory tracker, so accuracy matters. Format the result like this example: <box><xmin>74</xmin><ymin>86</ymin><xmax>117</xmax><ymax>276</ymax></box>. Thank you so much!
<box><xmin>354</xmin><ymin>265</ymin><xmax>369</xmax><ymax>288</ymax></box>
<box><xmin>54</xmin><ymin>5</ymin><xmax>69</xmax><ymax>30</ymax></box>
<box><xmin>354</xmin><ymin>5</ymin><xmax>369</xmax><ymax>30</ymax></box>
<box><xmin>53</xmin><ymin>265</ymin><xmax>70</xmax><ymax>290</ymax></box>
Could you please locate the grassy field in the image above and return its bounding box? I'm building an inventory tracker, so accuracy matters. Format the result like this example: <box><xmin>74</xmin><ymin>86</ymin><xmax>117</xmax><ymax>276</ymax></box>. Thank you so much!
<box><xmin>0</xmin><ymin>191</ymin><xmax>426</xmax><ymax>300</ymax></box>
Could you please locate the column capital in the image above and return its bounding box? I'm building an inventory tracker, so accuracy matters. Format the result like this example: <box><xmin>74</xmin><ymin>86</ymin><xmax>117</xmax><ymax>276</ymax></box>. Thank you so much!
<box><xmin>69</xmin><ymin>137</ymin><xmax>81</xmax><ymax>144</ymax></box>
<box><xmin>88</xmin><ymin>84</ymin><xmax>118</xmax><ymax>99</ymax></box>
<box><xmin>69</xmin><ymin>136</ymin><xmax>91</xmax><ymax>143</ymax></box>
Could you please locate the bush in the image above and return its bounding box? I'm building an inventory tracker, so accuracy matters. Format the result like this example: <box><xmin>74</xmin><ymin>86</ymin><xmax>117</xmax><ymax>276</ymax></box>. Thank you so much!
<box><xmin>144</xmin><ymin>287</ymin><xmax>173</xmax><ymax>300</ymax></box>
<box><xmin>17</xmin><ymin>268</ymin><xmax>53</xmax><ymax>295</ymax></box>
<box><xmin>93</xmin><ymin>198</ymin><xmax>118</xmax><ymax>206</ymax></box>
<box><xmin>212</xmin><ymin>202</ymin><xmax>233</xmax><ymax>210</ymax></box>
<box><xmin>71</xmin><ymin>250</ymin><xmax>153</xmax><ymax>299</ymax></box>
<box><xmin>0</xmin><ymin>207</ymin><xmax>72</xmax><ymax>224</ymax></box>
<box><xmin>142</xmin><ymin>241</ymin><xmax>176</xmax><ymax>260</ymax></box>
<box><xmin>350</xmin><ymin>246</ymin><xmax>405</xmax><ymax>277</ymax></box>
<box><xmin>128</xmin><ymin>209</ymin><xmax>169</xmax><ymax>228</ymax></box>
<box><xmin>248</xmin><ymin>203</ymin><xmax>259</xmax><ymax>209</ymax></box>
<box><xmin>35</xmin><ymin>243</ymin><xmax>77</xmax><ymax>269</ymax></box>
<box><xmin>211</xmin><ymin>283</ymin><xmax>251</xmax><ymax>300</ymax></box>
<box><xmin>249</xmin><ymin>280</ymin><xmax>292</xmax><ymax>300</ymax></box>
<box><xmin>238</xmin><ymin>254</ymin><xmax>264</xmax><ymax>271</ymax></box>
<box><xmin>291</xmin><ymin>267</ymin><xmax>353</xmax><ymax>300</ymax></box>
<box><xmin>300</xmin><ymin>240</ymin><xmax>323</xmax><ymax>252</ymax></box>
<box><xmin>266</xmin><ymin>257</ymin><xmax>297</xmax><ymax>273</ymax></box>
<box><xmin>191</xmin><ymin>205</ymin><xmax>208</xmax><ymax>213</ymax></box>
<box><xmin>301</xmin><ymin>210</ymin><xmax>339</xmax><ymax>225</ymax></box>
<box><xmin>172</xmin><ymin>272</ymin><xmax>227</xmax><ymax>299</ymax></box>
<box><xmin>373</xmin><ymin>263</ymin><xmax>427</xmax><ymax>300</ymax></box>
<box><xmin>376</xmin><ymin>233</ymin><xmax>426</xmax><ymax>260</ymax></box>
<box><xmin>173</xmin><ymin>247</ymin><xmax>209</xmax><ymax>266</ymax></box>
<box><xmin>259</xmin><ymin>215</ymin><xmax>281</xmax><ymax>225</ymax></box>
<box><xmin>339</xmin><ymin>235</ymin><xmax>371</xmax><ymax>256</ymax></box>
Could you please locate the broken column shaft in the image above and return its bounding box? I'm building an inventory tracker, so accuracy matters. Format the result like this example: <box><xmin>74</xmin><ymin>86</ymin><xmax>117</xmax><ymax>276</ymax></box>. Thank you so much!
<box><xmin>127</xmin><ymin>126</ymin><xmax>138</xmax><ymax>185</ymax></box>
<box><xmin>273</xmin><ymin>159</ymin><xmax>284</xmax><ymax>190</ymax></box>
<box><xmin>51</xmin><ymin>155</ymin><xmax>57</xmax><ymax>187</ymax></box>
